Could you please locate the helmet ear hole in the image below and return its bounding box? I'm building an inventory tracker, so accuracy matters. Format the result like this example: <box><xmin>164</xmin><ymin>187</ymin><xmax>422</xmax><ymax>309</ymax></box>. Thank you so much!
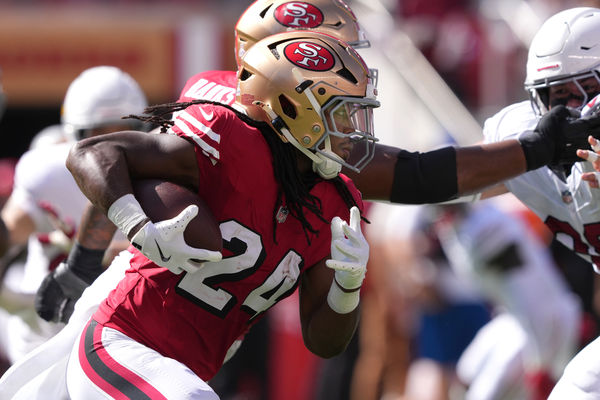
<box><xmin>239</xmin><ymin>69</ymin><xmax>252</xmax><ymax>81</ymax></box>
<box><xmin>336</xmin><ymin>67</ymin><xmax>358</xmax><ymax>84</ymax></box>
<box><xmin>278</xmin><ymin>94</ymin><xmax>297</xmax><ymax>119</ymax></box>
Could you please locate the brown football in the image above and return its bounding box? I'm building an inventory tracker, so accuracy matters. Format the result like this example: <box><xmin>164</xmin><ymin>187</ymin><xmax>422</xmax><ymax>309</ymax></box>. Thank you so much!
<box><xmin>132</xmin><ymin>179</ymin><xmax>222</xmax><ymax>252</ymax></box>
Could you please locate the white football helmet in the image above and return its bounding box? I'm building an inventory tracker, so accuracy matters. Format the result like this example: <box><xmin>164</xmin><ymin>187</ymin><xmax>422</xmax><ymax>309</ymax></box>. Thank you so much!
<box><xmin>525</xmin><ymin>7</ymin><xmax>600</xmax><ymax>115</ymax></box>
<box><xmin>236</xmin><ymin>31</ymin><xmax>379</xmax><ymax>179</ymax></box>
<box><xmin>61</xmin><ymin>66</ymin><xmax>148</xmax><ymax>140</ymax></box>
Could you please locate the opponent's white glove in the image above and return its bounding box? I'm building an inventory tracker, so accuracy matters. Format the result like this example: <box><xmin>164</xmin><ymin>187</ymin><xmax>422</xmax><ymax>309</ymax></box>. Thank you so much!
<box><xmin>108</xmin><ymin>194</ymin><xmax>222</xmax><ymax>274</ymax></box>
<box><xmin>326</xmin><ymin>206</ymin><xmax>369</xmax><ymax>314</ymax></box>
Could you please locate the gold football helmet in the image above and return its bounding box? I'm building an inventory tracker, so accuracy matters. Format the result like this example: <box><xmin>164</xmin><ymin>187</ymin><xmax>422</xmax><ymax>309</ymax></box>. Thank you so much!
<box><xmin>236</xmin><ymin>31</ymin><xmax>379</xmax><ymax>179</ymax></box>
<box><xmin>234</xmin><ymin>0</ymin><xmax>370</xmax><ymax>68</ymax></box>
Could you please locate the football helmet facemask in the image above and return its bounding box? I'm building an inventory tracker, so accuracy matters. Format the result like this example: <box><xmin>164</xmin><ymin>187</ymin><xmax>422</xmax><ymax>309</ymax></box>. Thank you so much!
<box><xmin>236</xmin><ymin>31</ymin><xmax>379</xmax><ymax>179</ymax></box>
<box><xmin>525</xmin><ymin>7</ymin><xmax>600</xmax><ymax>115</ymax></box>
<box><xmin>61</xmin><ymin>66</ymin><xmax>148</xmax><ymax>141</ymax></box>
<box><xmin>235</xmin><ymin>0</ymin><xmax>370</xmax><ymax>67</ymax></box>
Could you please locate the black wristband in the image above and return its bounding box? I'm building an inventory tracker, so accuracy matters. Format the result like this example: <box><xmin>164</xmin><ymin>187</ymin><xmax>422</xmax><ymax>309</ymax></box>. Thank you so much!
<box><xmin>390</xmin><ymin>147</ymin><xmax>458</xmax><ymax>204</ymax></box>
<box><xmin>66</xmin><ymin>241</ymin><xmax>106</xmax><ymax>284</ymax></box>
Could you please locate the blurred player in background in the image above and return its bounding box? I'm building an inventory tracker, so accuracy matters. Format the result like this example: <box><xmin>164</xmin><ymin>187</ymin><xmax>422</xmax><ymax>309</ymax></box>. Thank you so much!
<box><xmin>0</xmin><ymin>65</ymin><xmax>147</xmax><ymax>368</ymax></box>
<box><xmin>352</xmin><ymin>204</ymin><xmax>492</xmax><ymax>400</ymax></box>
<box><xmin>435</xmin><ymin>202</ymin><xmax>581</xmax><ymax>400</ymax></box>
<box><xmin>357</xmin><ymin>200</ymin><xmax>581</xmax><ymax>400</ymax></box>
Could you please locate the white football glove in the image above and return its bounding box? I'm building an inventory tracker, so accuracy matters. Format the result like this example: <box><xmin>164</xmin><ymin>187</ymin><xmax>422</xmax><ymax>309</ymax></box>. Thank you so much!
<box><xmin>108</xmin><ymin>194</ymin><xmax>222</xmax><ymax>275</ymax></box>
<box><xmin>130</xmin><ymin>205</ymin><xmax>222</xmax><ymax>274</ymax></box>
<box><xmin>326</xmin><ymin>206</ymin><xmax>369</xmax><ymax>314</ymax></box>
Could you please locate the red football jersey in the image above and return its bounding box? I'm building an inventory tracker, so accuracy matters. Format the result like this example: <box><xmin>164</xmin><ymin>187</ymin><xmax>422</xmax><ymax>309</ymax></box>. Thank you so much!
<box><xmin>93</xmin><ymin>102</ymin><xmax>363</xmax><ymax>381</ymax></box>
<box><xmin>177</xmin><ymin>70</ymin><xmax>237</xmax><ymax>105</ymax></box>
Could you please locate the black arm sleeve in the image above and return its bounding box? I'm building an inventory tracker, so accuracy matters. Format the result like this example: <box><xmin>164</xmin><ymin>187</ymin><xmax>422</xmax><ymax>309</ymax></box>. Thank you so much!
<box><xmin>390</xmin><ymin>146</ymin><xmax>458</xmax><ymax>204</ymax></box>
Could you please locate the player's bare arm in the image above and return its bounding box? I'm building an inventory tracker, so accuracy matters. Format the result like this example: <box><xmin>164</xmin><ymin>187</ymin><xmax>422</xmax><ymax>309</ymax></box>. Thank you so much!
<box><xmin>348</xmin><ymin>105</ymin><xmax>600</xmax><ymax>203</ymax></box>
<box><xmin>299</xmin><ymin>257</ymin><xmax>360</xmax><ymax>358</ymax></box>
<box><xmin>455</xmin><ymin>140</ymin><xmax>526</xmax><ymax>195</ymax></box>
<box><xmin>346</xmin><ymin>141</ymin><xmax>524</xmax><ymax>202</ymax></box>
<box><xmin>66</xmin><ymin>130</ymin><xmax>199</xmax><ymax>216</ymax></box>
<box><xmin>299</xmin><ymin>206</ymin><xmax>368</xmax><ymax>357</ymax></box>
<box><xmin>67</xmin><ymin>129</ymin><xmax>221</xmax><ymax>275</ymax></box>
<box><xmin>76</xmin><ymin>203</ymin><xmax>118</xmax><ymax>250</ymax></box>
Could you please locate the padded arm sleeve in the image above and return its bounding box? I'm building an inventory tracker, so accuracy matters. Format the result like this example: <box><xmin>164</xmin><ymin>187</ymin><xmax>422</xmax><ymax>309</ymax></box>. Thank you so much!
<box><xmin>390</xmin><ymin>146</ymin><xmax>458</xmax><ymax>204</ymax></box>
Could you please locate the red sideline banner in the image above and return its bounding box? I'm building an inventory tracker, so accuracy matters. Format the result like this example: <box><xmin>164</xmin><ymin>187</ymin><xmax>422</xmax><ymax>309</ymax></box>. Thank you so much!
<box><xmin>0</xmin><ymin>8</ymin><xmax>175</xmax><ymax>106</ymax></box>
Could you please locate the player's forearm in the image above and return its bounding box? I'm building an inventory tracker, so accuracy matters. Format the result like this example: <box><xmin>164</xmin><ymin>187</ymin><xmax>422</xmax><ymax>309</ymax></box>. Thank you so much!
<box><xmin>66</xmin><ymin>137</ymin><xmax>135</xmax><ymax>214</ymax></box>
<box><xmin>76</xmin><ymin>203</ymin><xmax>118</xmax><ymax>250</ymax></box>
<box><xmin>456</xmin><ymin>139</ymin><xmax>527</xmax><ymax>195</ymax></box>
<box><xmin>302</xmin><ymin>304</ymin><xmax>360</xmax><ymax>358</ymax></box>
<box><xmin>347</xmin><ymin>144</ymin><xmax>458</xmax><ymax>204</ymax></box>
<box><xmin>344</xmin><ymin>143</ymin><xmax>398</xmax><ymax>201</ymax></box>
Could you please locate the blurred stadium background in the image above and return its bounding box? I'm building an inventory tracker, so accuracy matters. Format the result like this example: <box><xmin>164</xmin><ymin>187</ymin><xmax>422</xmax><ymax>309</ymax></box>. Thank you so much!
<box><xmin>1</xmin><ymin>0</ymin><xmax>594</xmax><ymax>159</ymax></box>
<box><xmin>0</xmin><ymin>0</ymin><xmax>596</xmax><ymax>399</ymax></box>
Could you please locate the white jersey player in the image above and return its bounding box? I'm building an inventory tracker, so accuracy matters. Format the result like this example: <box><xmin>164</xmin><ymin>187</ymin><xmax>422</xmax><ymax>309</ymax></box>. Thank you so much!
<box><xmin>0</xmin><ymin>142</ymin><xmax>88</xmax><ymax>364</ymax></box>
<box><xmin>483</xmin><ymin>101</ymin><xmax>600</xmax><ymax>270</ymax></box>
<box><xmin>474</xmin><ymin>8</ymin><xmax>600</xmax><ymax>399</ymax></box>
<box><xmin>0</xmin><ymin>66</ymin><xmax>147</xmax><ymax>365</ymax></box>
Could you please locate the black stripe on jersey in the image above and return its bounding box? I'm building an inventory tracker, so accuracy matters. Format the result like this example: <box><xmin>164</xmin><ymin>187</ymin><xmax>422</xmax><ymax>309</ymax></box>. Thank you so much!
<box><xmin>84</xmin><ymin>319</ymin><xmax>153</xmax><ymax>400</ymax></box>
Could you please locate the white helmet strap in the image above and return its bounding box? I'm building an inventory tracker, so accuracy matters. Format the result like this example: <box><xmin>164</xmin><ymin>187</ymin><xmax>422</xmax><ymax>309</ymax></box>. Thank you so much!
<box><xmin>312</xmin><ymin>136</ymin><xmax>343</xmax><ymax>179</ymax></box>
<box><xmin>255</xmin><ymin>101</ymin><xmax>340</xmax><ymax>180</ymax></box>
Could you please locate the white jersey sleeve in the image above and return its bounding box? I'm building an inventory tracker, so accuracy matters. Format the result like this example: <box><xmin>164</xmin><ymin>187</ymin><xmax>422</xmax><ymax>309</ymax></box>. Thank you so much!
<box><xmin>8</xmin><ymin>142</ymin><xmax>89</xmax><ymax>294</ymax></box>
<box><xmin>482</xmin><ymin>100</ymin><xmax>538</xmax><ymax>143</ymax></box>
<box><xmin>11</xmin><ymin>142</ymin><xmax>87</xmax><ymax>234</ymax></box>
<box><xmin>483</xmin><ymin>101</ymin><xmax>600</xmax><ymax>270</ymax></box>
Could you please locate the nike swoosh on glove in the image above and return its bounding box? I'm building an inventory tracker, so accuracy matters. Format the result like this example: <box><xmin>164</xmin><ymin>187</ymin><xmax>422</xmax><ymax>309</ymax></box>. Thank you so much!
<box><xmin>131</xmin><ymin>205</ymin><xmax>222</xmax><ymax>274</ymax></box>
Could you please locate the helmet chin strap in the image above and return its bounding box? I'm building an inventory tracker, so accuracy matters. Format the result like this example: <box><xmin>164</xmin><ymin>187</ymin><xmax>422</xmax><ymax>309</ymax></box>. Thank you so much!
<box><xmin>313</xmin><ymin>136</ymin><xmax>342</xmax><ymax>179</ymax></box>
<box><xmin>255</xmin><ymin>101</ymin><xmax>341</xmax><ymax>180</ymax></box>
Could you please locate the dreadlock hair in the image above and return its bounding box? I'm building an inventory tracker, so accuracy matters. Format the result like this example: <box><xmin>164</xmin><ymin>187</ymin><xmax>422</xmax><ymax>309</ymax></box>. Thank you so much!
<box><xmin>125</xmin><ymin>99</ymin><xmax>364</xmax><ymax>244</ymax></box>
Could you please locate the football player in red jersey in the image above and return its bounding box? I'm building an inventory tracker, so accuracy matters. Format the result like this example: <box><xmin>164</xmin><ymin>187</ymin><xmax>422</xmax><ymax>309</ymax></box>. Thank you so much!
<box><xmin>62</xmin><ymin>31</ymin><xmax>373</xmax><ymax>399</ymax></box>
<box><xmin>34</xmin><ymin>0</ymin><xmax>377</xmax><ymax>325</ymax></box>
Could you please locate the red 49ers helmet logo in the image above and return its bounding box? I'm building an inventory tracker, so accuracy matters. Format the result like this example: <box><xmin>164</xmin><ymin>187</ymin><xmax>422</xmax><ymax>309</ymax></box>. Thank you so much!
<box><xmin>274</xmin><ymin>2</ymin><xmax>324</xmax><ymax>28</ymax></box>
<box><xmin>284</xmin><ymin>41</ymin><xmax>335</xmax><ymax>71</ymax></box>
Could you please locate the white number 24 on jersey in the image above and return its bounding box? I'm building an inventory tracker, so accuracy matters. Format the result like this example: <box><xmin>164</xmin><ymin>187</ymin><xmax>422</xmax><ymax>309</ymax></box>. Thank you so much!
<box><xmin>176</xmin><ymin>220</ymin><xmax>302</xmax><ymax>319</ymax></box>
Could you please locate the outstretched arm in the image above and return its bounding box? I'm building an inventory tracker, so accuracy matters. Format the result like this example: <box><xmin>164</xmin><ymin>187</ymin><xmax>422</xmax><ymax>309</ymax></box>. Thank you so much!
<box><xmin>455</xmin><ymin>140</ymin><xmax>526</xmax><ymax>195</ymax></box>
<box><xmin>348</xmin><ymin>105</ymin><xmax>597</xmax><ymax>203</ymax></box>
<box><xmin>345</xmin><ymin>140</ymin><xmax>524</xmax><ymax>203</ymax></box>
